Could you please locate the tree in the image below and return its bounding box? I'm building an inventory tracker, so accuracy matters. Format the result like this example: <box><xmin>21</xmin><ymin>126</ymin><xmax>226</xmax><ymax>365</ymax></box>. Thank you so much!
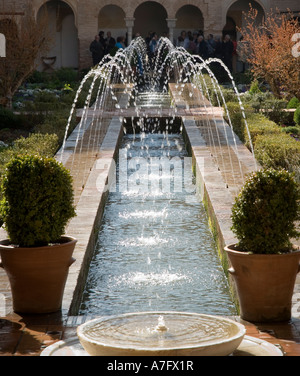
<box><xmin>0</xmin><ymin>1</ymin><xmax>51</xmax><ymax>107</ymax></box>
<box><xmin>239</xmin><ymin>6</ymin><xmax>300</xmax><ymax>99</ymax></box>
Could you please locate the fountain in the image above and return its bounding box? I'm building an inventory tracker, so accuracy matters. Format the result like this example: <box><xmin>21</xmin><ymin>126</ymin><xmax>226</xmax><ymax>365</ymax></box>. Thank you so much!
<box><xmin>44</xmin><ymin>37</ymin><xmax>283</xmax><ymax>356</ymax></box>
<box><xmin>76</xmin><ymin>312</ymin><xmax>246</xmax><ymax>356</ymax></box>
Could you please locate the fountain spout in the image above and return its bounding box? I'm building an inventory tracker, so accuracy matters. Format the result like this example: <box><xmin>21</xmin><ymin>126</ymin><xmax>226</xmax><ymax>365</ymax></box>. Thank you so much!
<box><xmin>155</xmin><ymin>315</ymin><xmax>168</xmax><ymax>332</ymax></box>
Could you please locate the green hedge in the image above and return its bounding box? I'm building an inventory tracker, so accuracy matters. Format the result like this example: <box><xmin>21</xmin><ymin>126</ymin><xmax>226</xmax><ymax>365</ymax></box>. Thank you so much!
<box><xmin>281</xmin><ymin>126</ymin><xmax>300</xmax><ymax>136</ymax></box>
<box><xmin>254</xmin><ymin>132</ymin><xmax>300</xmax><ymax>171</ymax></box>
<box><xmin>13</xmin><ymin>133</ymin><xmax>59</xmax><ymax>157</ymax></box>
<box><xmin>224</xmin><ymin>102</ymin><xmax>280</xmax><ymax>146</ymax></box>
<box><xmin>0</xmin><ymin>133</ymin><xmax>59</xmax><ymax>180</ymax></box>
<box><xmin>245</xmin><ymin>113</ymin><xmax>281</xmax><ymax>148</ymax></box>
<box><xmin>224</xmin><ymin>102</ymin><xmax>254</xmax><ymax>142</ymax></box>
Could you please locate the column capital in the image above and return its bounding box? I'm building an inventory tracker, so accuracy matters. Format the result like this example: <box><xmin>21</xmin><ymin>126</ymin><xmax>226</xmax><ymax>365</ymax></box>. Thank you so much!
<box><xmin>124</xmin><ymin>17</ymin><xmax>135</xmax><ymax>28</ymax></box>
<box><xmin>166</xmin><ymin>18</ymin><xmax>177</xmax><ymax>28</ymax></box>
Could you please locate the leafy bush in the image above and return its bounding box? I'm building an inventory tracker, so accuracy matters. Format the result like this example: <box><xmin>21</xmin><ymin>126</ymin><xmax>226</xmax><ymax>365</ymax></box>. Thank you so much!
<box><xmin>254</xmin><ymin>132</ymin><xmax>300</xmax><ymax>171</ymax></box>
<box><xmin>0</xmin><ymin>155</ymin><xmax>76</xmax><ymax>247</ymax></box>
<box><xmin>0</xmin><ymin>107</ymin><xmax>22</xmax><ymax>130</ymax></box>
<box><xmin>246</xmin><ymin>113</ymin><xmax>281</xmax><ymax>143</ymax></box>
<box><xmin>242</xmin><ymin>91</ymin><xmax>275</xmax><ymax>111</ymax></box>
<box><xmin>23</xmin><ymin>93</ymin><xmax>67</xmax><ymax>112</ymax></box>
<box><xmin>196</xmin><ymin>75</ymin><xmax>239</xmax><ymax>106</ymax></box>
<box><xmin>33</xmin><ymin>110</ymin><xmax>76</xmax><ymax>144</ymax></box>
<box><xmin>260</xmin><ymin>98</ymin><xmax>289</xmax><ymax>124</ymax></box>
<box><xmin>0</xmin><ymin>133</ymin><xmax>59</xmax><ymax>194</ymax></box>
<box><xmin>208</xmin><ymin>87</ymin><xmax>239</xmax><ymax>106</ymax></box>
<box><xmin>287</xmin><ymin>97</ymin><xmax>300</xmax><ymax>109</ymax></box>
<box><xmin>242</xmin><ymin>91</ymin><xmax>289</xmax><ymax>124</ymax></box>
<box><xmin>248</xmin><ymin>79</ymin><xmax>262</xmax><ymax>95</ymax></box>
<box><xmin>54</xmin><ymin>68</ymin><xmax>78</xmax><ymax>85</ymax></box>
<box><xmin>26</xmin><ymin>68</ymin><xmax>78</xmax><ymax>87</ymax></box>
<box><xmin>224</xmin><ymin>102</ymin><xmax>254</xmax><ymax>142</ymax></box>
<box><xmin>231</xmin><ymin>168</ymin><xmax>300</xmax><ymax>254</ymax></box>
<box><xmin>34</xmin><ymin>91</ymin><xmax>59</xmax><ymax>103</ymax></box>
<box><xmin>235</xmin><ymin>112</ymin><xmax>280</xmax><ymax>147</ymax></box>
<box><xmin>294</xmin><ymin>106</ymin><xmax>300</xmax><ymax>126</ymax></box>
<box><xmin>13</xmin><ymin>133</ymin><xmax>59</xmax><ymax>157</ymax></box>
<box><xmin>281</xmin><ymin>126</ymin><xmax>300</xmax><ymax>136</ymax></box>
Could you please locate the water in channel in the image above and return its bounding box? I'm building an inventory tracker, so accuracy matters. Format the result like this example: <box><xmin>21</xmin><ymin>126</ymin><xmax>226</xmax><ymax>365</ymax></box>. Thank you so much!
<box><xmin>79</xmin><ymin>123</ymin><xmax>236</xmax><ymax>317</ymax></box>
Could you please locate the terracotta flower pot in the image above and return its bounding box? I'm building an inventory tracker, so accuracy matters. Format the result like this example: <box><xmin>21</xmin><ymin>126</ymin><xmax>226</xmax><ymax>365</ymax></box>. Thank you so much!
<box><xmin>0</xmin><ymin>236</ymin><xmax>76</xmax><ymax>314</ymax></box>
<box><xmin>225</xmin><ymin>244</ymin><xmax>300</xmax><ymax>323</ymax></box>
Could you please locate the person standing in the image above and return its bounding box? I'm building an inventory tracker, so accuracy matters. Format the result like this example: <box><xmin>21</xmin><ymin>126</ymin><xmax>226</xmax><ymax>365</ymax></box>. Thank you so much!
<box><xmin>115</xmin><ymin>36</ymin><xmax>126</xmax><ymax>49</ymax></box>
<box><xmin>98</xmin><ymin>31</ymin><xmax>106</xmax><ymax>48</ymax></box>
<box><xmin>176</xmin><ymin>31</ymin><xmax>186</xmax><ymax>47</ymax></box>
<box><xmin>90</xmin><ymin>35</ymin><xmax>104</xmax><ymax>66</ymax></box>
<box><xmin>221</xmin><ymin>34</ymin><xmax>234</xmax><ymax>72</ymax></box>
<box><xmin>236</xmin><ymin>36</ymin><xmax>249</xmax><ymax>73</ymax></box>
<box><xmin>105</xmin><ymin>31</ymin><xmax>116</xmax><ymax>55</ymax></box>
<box><xmin>197</xmin><ymin>35</ymin><xmax>208</xmax><ymax>60</ymax></box>
<box><xmin>207</xmin><ymin>34</ymin><xmax>216</xmax><ymax>57</ymax></box>
<box><xmin>149</xmin><ymin>32</ymin><xmax>158</xmax><ymax>54</ymax></box>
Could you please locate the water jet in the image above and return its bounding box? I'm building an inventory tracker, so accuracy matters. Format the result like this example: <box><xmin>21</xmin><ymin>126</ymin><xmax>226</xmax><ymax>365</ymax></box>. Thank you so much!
<box><xmin>51</xmin><ymin>37</ymin><xmax>267</xmax><ymax>356</ymax></box>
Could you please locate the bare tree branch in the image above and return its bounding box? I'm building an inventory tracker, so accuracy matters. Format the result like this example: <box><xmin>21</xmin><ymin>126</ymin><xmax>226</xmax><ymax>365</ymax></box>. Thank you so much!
<box><xmin>239</xmin><ymin>6</ymin><xmax>300</xmax><ymax>99</ymax></box>
<box><xmin>0</xmin><ymin>0</ymin><xmax>52</xmax><ymax>107</ymax></box>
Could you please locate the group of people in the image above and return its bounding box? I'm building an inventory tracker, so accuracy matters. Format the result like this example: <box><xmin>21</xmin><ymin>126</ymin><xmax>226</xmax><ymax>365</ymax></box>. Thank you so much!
<box><xmin>175</xmin><ymin>30</ymin><xmax>237</xmax><ymax>72</ymax></box>
<box><xmin>90</xmin><ymin>29</ymin><xmax>243</xmax><ymax>73</ymax></box>
<box><xmin>89</xmin><ymin>31</ymin><xmax>127</xmax><ymax>66</ymax></box>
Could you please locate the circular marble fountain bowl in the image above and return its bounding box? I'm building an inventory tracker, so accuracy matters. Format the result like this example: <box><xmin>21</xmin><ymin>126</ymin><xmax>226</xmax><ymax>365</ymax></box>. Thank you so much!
<box><xmin>77</xmin><ymin>311</ymin><xmax>246</xmax><ymax>356</ymax></box>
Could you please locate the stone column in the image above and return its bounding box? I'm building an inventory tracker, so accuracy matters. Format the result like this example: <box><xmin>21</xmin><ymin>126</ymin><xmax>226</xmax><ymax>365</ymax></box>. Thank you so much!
<box><xmin>0</xmin><ymin>33</ymin><xmax>6</xmax><ymax>57</ymax></box>
<box><xmin>125</xmin><ymin>17</ymin><xmax>135</xmax><ymax>45</ymax></box>
<box><xmin>166</xmin><ymin>18</ymin><xmax>177</xmax><ymax>46</ymax></box>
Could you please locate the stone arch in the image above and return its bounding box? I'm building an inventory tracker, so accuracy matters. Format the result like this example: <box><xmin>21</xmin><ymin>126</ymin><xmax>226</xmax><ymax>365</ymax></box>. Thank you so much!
<box><xmin>223</xmin><ymin>0</ymin><xmax>266</xmax><ymax>39</ymax></box>
<box><xmin>133</xmin><ymin>1</ymin><xmax>168</xmax><ymax>38</ymax></box>
<box><xmin>37</xmin><ymin>0</ymin><xmax>78</xmax><ymax>69</ymax></box>
<box><xmin>172</xmin><ymin>0</ymin><xmax>208</xmax><ymax>19</ymax></box>
<box><xmin>174</xmin><ymin>5</ymin><xmax>204</xmax><ymax>37</ymax></box>
<box><xmin>223</xmin><ymin>0</ymin><xmax>268</xmax><ymax>18</ymax></box>
<box><xmin>33</xmin><ymin>0</ymin><xmax>78</xmax><ymax>26</ymax></box>
<box><xmin>98</xmin><ymin>4</ymin><xmax>126</xmax><ymax>40</ymax></box>
<box><xmin>128</xmin><ymin>0</ymin><xmax>170</xmax><ymax>19</ymax></box>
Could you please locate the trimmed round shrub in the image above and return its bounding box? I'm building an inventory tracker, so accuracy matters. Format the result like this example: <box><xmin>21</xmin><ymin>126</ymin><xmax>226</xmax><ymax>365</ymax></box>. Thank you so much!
<box><xmin>231</xmin><ymin>168</ymin><xmax>300</xmax><ymax>254</ymax></box>
<box><xmin>287</xmin><ymin>97</ymin><xmax>300</xmax><ymax>109</ymax></box>
<box><xmin>0</xmin><ymin>155</ymin><xmax>76</xmax><ymax>247</ymax></box>
<box><xmin>294</xmin><ymin>106</ymin><xmax>300</xmax><ymax>126</ymax></box>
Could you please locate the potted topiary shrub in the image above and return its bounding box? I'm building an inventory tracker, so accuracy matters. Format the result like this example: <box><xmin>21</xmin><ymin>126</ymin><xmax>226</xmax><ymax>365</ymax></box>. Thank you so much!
<box><xmin>225</xmin><ymin>168</ymin><xmax>300</xmax><ymax>322</ymax></box>
<box><xmin>0</xmin><ymin>155</ymin><xmax>76</xmax><ymax>314</ymax></box>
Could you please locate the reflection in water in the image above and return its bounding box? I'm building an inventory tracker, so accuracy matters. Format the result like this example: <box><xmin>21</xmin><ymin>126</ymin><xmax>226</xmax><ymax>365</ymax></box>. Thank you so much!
<box><xmin>79</xmin><ymin>131</ymin><xmax>236</xmax><ymax>316</ymax></box>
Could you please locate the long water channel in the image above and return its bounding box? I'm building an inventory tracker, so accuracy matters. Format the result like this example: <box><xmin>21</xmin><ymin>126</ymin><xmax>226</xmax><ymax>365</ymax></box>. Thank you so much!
<box><xmin>79</xmin><ymin>117</ymin><xmax>236</xmax><ymax>317</ymax></box>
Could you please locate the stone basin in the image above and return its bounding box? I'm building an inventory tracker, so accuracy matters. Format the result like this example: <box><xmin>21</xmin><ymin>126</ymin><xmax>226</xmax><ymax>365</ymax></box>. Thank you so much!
<box><xmin>77</xmin><ymin>311</ymin><xmax>246</xmax><ymax>356</ymax></box>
